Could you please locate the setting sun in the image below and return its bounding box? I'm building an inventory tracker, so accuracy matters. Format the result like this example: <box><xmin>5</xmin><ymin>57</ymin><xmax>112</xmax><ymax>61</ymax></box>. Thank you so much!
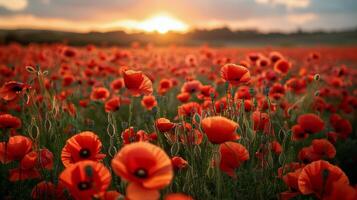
<box><xmin>137</xmin><ymin>14</ymin><xmax>188</xmax><ymax>34</ymax></box>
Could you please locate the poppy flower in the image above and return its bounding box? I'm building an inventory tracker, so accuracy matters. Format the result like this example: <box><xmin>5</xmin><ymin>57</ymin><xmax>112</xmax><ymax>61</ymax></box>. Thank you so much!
<box><xmin>269</xmin><ymin>51</ymin><xmax>283</xmax><ymax>63</ymax></box>
<box><xmin>282</xmin><ymin>168</ymin><xmax>302</xmax><ymax>191</ymax></box>
<box><xmin>104</xmin><ymin>97</ymin><xmax>120</xmax><ymax>112</ymax></box>
<box><xmin>61</xmin><ymin>131</ymin><xmax>106</xmax><ymax>167</ymax></box>
<box><xmin>156</xmin><ymin>118</ymin><xmax>175</xmax><ymax>132</ymax></box>
<box><xmin>165</xmin><ymin>193</ymin><xmax>193</xmax><ymax>200</ymax></box>
<box><xmin>9</xmin><ymin>167</ymin><xmax>41</xmax><ymax>182</ymax></box>
<box><xmin>177</xmin><ymin>92</ymin><xmax>191</xmax><ymax>103</ymax></box>
<box><xmin>0</xmin><ymin>114</ymin><xmax>22</xmax><ymax>129</ymax></box>
<box><xmin>158</xmin><ymin>78</ymin><xmax>173</xmax><ymax>95</ymax></box>
<box><xmin>181</xmin><ymin>80</ymin><xmax>202</xmax><ymax>94</ymax></box>
<box><xmin>121</xmin><ymin>127</ymin><xmax>149</xmax><ymax>144</ymax></box>
<box><xmin>111</xmin><ymin>142</ymin><xmax>173</xmax><ymax>190</ymax></box>
<box><xmin>171</xmin><ymin>156</ymin><xmax>188</xmax><ymax>170</ymax></box>
<box><xmin>298</xmin><ymin>160</ymin><xmax>349</xmax><ymax>199</ymax></box>
<box><xmin>0</xmin><ymin>81</ymin><xmax>30</xmax><ymax>101</ymax></box>
<box><xmin>90</xmin><ymin>87</ymin><xmax>110</xmax><ymax>101</ymax></box>
<box><xmin>123</xmin><ymin>70</ymin><xmax>153</xmax><ymax>96</ymax></box>
<box><xmin>285</xmin><ymin>78</ymin><xmax>306</xmax><ymax>94</ymax></box>
<box><xmin>178</xmin><ymin>102</ymin><xmax>201</xmax><ymax>117</ymax></box>
<box><xmin>252</xmin><ymin>111</ymin><xmax>270</xmax><ymax>132</ymax></box>
<box><xmin>274</xmin><ymin>60</ymin><xmax>291</xmax><ymax>74</ymax></box>
<box><xmin>59</xmin><ymin>160</ymin><xmax>111</xmax><ymax>200</ymax></box>
<box><xmin>201</xmin><ymin>116</ymin><xmax>239</xmax><ymax>144</ymax></box>
<box><xmin>126</xmin><ymin>182</ymin><xmax>160</xmax><ymax>200</ymax></box>
<box><xmin>311</xmin><ymin>139</ymin><xmax>336</xmax><ymax>159</ymax></box>
<box><xmin>323</xmin><ymin>178</ymin><xmax>357</xmax><ymax>200</ymax></box>
<box><xmin>141</xmin><ymin>95</ymin><xmax>157</xmax><ymax>110</ymax></box>
<box><xmin>220</xmin><ymin>63</ymin><xmax>251</xmax><ymax>86</ymax></box>
<box><xmin>99</xmin><ymin>191</ymin><xmax>122</xmax><ymax>200</ymax></box>
<box><xmin>0</xmin><ymin>135</ymin><xmax>32</xmax><ymax>163</ymax></box>
<box><xmin>291</xmin><ymin>125</ymin><xmax>308</xmax><ymax>141</ymax></box>
<box><xmin>270</xmin><ymin>141</ymin><xmax>282</xmax><ymax>155</ymax></box>
<box><xmin>219</xmin><ymin>142</ymin><xmax>249</xmax><ymax>177</ymax></box>
<box><xmin>297</xmin><ymin>113</ymin><xmax>324</xmax><ymax>134</ymax></box>
<box><xmin>31</xmin><ymin>181</ymin><xmax>66</xmax><ymax>200</ymax></box>
<box><xmin>110</xmin><ymin>78</ymin><xmax>124</xmax><ymax>91</ymax></box>
<box><xmin>197</xmin><ymin>85</ymin><xmax>216</xmax><ymax>100</ymax></box>
<box><xmin>20</xmin><ymin>148</ymin><xmax>54</xmax><ymax>170</ymax></box>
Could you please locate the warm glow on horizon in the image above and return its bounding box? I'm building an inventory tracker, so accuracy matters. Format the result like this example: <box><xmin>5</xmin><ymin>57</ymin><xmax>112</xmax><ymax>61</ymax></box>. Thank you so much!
<box><xmin>137</xmin><ymin>14</ymin><xmax>188</xmax><ymax>34</ymax></box>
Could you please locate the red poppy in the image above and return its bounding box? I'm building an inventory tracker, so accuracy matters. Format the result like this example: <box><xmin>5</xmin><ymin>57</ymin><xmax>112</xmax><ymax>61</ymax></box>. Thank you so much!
<box><xmin>0</xmin><ymin>81</ymin><xmax>30</xmax><ymax>101</ymax></box>
<box><xmin>323</xmin><ymin>178</ymin><xmax>357</xmax><ymax>200</ymax></box>
<box><xmin>121</xmin><ymin>127</ymin><xmax>149</xmax><ymax>144</ymax></box>
<box><xmin>270</xmin><ymin>141</ymin><xmax>282</xmax><ymax>155</ymax></box>
<box><xmin>104</xmin><ymin>97</ymin><xmax>120</xmax><ymax>112</ymax></box>
<box><xmin>111</xmin><ymin>142</ymin><xmax>173</xmax><ymax>190</ymax></box>
<box><xmin>252</xmin><ymin>111</ymin><xmax>270</xmax><ymax>133</ymax></box>
<box><xmin>274</xmin><ymin>60</ymin><xmax>291</xmax><ymax>74</ymax></box>
<box><xmin>220</xmin><ymin>63</ymin><xmax>251</xmax><ymax>86</ymax></box>
<box><xmin>291</xmin><ymin>125</ymin><xmax>308</xmax><ymax>141</ymax></box>
<box><xmin>181</xmin><ymin>80</ymin><xmax>202</xmax><ymax>94</ymax></box>
<box><xmin>123</xmin><ymin>70</ymin><xmax>153</xmax><ymax>96</ymax></box>
<box><xmin>178</xmin><ymin>102</ymin><xmax>201</xmax><ymax>117</ymax></box>
<box><xmin>171</xmin><ymin>156</ymin><xmax>188</xmax><ymax>170</ymax></box>
<box><xmin>311</xmin><ymin>139</ymin><xmax>336</xmax><ymax>159</ymax></box>
<box><xmin>0</xmin><ymin>114</ymin><xmax>22</xmax><ymax>129</ymax></box>
<box><xmin>283</xmin><ymin>168</ymin><xmax>302</xmax><ymax>191</ymax></box>
<box><xmin>201</xmin><ymin>116</ymin><xmax>239</xmax><ymax>144</ymax></box>
<box><xmin>141</xmin><ymin>95</ymin><xmax>157</xmax><ymax>110</ymax></box>
<box><xmin>110</xmin><ymin>78</ymin><xmax>124</xmax><ymax>91</ymax></box>
<box><xmin>177</xmin><ymin>92</ymin><xmax>191</xmax><ymax>103</ymax></box>
<box><xmin>156</xmin><ymin>118</ymin><xmax>175</xmax><ymax>132</ymax></box>
<box><xmin>99</xmin><ymin>191</ymin><xmax>122</xmax><ymax>200</ymax></box>
<box><xmin>90</xmin><ymin>87</ymin><xmax>110</xmax><ymax>101</ymax></box>
<box><xmin>61</xmin><ymin>131</ymin><xmax>106</xmax><ymax>167</ymax></box>
<box><xmin>298</xmin><ymin>160</ymin><xmax>349</xmax><ymax>199</ymax></box>
<box><xmin>158</xmin><ymin>79</ymin><xmax>173</xmax><ymax>95</ymax></box>
<box><xmin>297</xmin><ymin>113</ymin><xmax>324</xmax><ymax>134</ymax></box>
<box><xmin>0</xmin><ymin>135</ymin><xmax>32</xmax><ymax>163</ymax></box>
<box><xmin>59</xmin><ymin>160</ymin><xmax>111</xmax><ymax>200</ymax></box>
<box><xmin>219</xmin><ymin>142</ymin><xmax>249</xmax><ymax>177</ymax></box>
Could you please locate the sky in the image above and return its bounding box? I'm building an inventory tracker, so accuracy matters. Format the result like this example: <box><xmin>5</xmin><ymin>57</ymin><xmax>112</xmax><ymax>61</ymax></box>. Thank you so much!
<box><xmin>0</xmin><ymin>0</ymin><xmax>356</xmax><ymax>33</ymax></box>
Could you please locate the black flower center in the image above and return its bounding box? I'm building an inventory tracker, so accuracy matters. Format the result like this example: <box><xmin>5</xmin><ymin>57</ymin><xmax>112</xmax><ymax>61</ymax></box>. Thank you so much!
<box><xmin>77</xmin><ymin>181</ymin><xmax>92</xmax><ymax>191</ymax></box>
<box><xmin>134</xmin><ymin>168</ymin><xmax>148</xmax><ymax>179</ymax></box>
<box><xmin>11</xmin><ymin>85</ymin><xmax>23</xmax><ymax>92</ymax></box>
<box><xmin>79</xmin><ymin>148</ymin><xmax>91</xmax><ymax>158</ymax></box>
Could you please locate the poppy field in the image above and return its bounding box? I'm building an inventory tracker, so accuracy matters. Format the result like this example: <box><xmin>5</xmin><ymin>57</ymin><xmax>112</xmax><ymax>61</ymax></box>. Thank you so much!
<box><xmin>0</xmin><ymin>44</ymin><xmax>356</xmax><ymax>200</ymax></box>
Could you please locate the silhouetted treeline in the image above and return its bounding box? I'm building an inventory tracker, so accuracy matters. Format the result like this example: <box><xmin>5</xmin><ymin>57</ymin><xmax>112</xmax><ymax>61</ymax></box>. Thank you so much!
<box><xmin>1</xmin><ymin>27</ymin><xmax>357</xmax><ymax>46</ymax></box>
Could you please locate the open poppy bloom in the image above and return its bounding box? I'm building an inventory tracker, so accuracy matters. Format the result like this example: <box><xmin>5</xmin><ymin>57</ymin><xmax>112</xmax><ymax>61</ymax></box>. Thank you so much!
<box><xmin>177</xmin><ymin>92</ymin><xmax>191</xmax><ymax>103</ymax></box>
<box><xmin>164</xmin><ymin>193</ymin><xmax>193</xmax><ymax>200</ymax></box>
<box><xmin>178</xmin><ymin>102</ymin><xmax>202</xmax><ymax>117</ymax></box>
<box><xmin>219</xmin><ymin>142</ymin><xmax>249</xmax><ymax>177</ymax></box>
<box><xmin>297</xmin><ymin>113</ymin><xmax>324</xmax><ymax>134</ymax></box>
<box><xmin>156</xmin><ymin>118</ymin><xmax>175</xmax><ymax>132</ymax></box>
<box><xmin>171</xmin><ymin>156</ymin><xmax>188</xmax><ymax>170</ymax></box>
<box><xmin>201</xmin><ymin>116</ymin><xmax>240</xmax><ymax>144</ymax></box>
<box><xmin>123</xmin><ymin>70</ymin><xmax>153</xmax><ymax>96</ymax></box>
<box><xmin>274</xmin><ymin>60</ymin><xmax>291</xmax><ymax>74</ymax></box>
<box><xmin>0</xmin><ymin>81</ymin><xmax>30</xmax><ymax>101</ymax></box>
<box><xmin>252</xmin><ymin>111</ymin><xmax>270</xmax><ymax>133</ymax></box>
<box><xmin>59</xmin><ymin>160</ymin><xmax>111</xmax><ymax>200</ymax></box>
<box><xmin>61</xmin><ymin>131</ymin><xmax>106</xmax><ymax>167</ymax></box>
<box><xmin>220</xmin><ymin>63</ymin><xmax>251</xmax><ymax>86</ymax></box>
<box><xmin>181</xmin><ymin>80</ymin><xmax>202</xmax><ymax>94</ymax></box>
<box><xmin>298</xmin><ymin>160</ymin><xmax>349</xmax><ymax>199</ymax></box>
<box><xmin>90</xmin><ymin>87</ymin><xmax>110</xmax><ymax>101</ymax></box>
<box><xmin>111</xmin><ymin>142</ymin><xmax>173</xmax><ymax>192</ymax></box>
<box><xmin>31</xmin><ymin>181</ymin><xmax>66</xmax><ymax>200</ymax></box>
<box><xmin>0</xmin><ymin>114</ymin><xmax>22</xmax><ymax>129</ymax></box>
<box><xmin>104</xmin><ymin>96</ymin><xmax>120</xmax><ymax>112</ymax></box>
<box><xmin>121</xmin><ymin>127</ymin><xmax>149</xmax><ymax>144</ymax></box>
<box><xmin>141</xmin><ymin>95</ymin><xmax>157</xmax><ymax>110</ymax></box>
<box><xmin>0</xmin><ymin>135</ymin><xmax>32</xmax><ymax>163</ymax></box>
<box><xmin>158</xmin><ymin>78</ymin><xmax>173</xmax><ymax>95</ymax></box>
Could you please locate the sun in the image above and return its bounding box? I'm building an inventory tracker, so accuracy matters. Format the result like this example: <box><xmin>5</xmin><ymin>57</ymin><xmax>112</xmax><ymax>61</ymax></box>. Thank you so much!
<box><xmin>138</xmin><ymin>14</ymin><xmax>188</xmax><ymax>34</ymax></box>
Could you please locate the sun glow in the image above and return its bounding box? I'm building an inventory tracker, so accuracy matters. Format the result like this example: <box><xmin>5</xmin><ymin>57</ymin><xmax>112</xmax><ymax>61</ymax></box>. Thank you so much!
<box><xmin>137</xmin><ymin>14</ymin><xmax>188</xmax><ymax>34</ymax></box>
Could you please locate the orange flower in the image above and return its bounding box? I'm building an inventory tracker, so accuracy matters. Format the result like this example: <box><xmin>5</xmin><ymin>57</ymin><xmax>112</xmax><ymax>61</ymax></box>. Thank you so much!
<box><xmin>104</xmin><ymin>97</ymin><xmax>120</xmax><ymax>112</ymax></box>
<box><xmin>274</xmin><ymin>60</ymin><xmax>291</xmax><ymax>74</ymax></box>
<box><xmin>220</xmin><ymin>63</ymin><xmax>251</xmax><ymax>85</ymax></box>
<box><xmin>158</xmin><ymin>78</ymin><xmax>173</xmax><ymax>95</ymax></box>
<box><xmin>201</xmin><ymin>116</ymin><xmax>239</xmax><ymax>144</ymax></box>
<box><xmin>298</xmin><ymin>160</ymin><xmax>349</xmax><ymax>199</ymax></box>
<box><xmin>156</xmin><ymin>118</ymin><xmax>175</xmax><ymax>132</ymax></box>
<box><xmin>181</xmin><ymin>80</ymin><xmax>202</xmax><ymax>94</ymax></box>
<box><xmin>123</xmin><ymin>70</ymin><xmax>153</xmax><ymax>96</ymax></box>
<box><xmin>61</xmin><ymin>131</ymin><xmax>106</xmax><ymax>167</ymax></box>
<box><xmin>171</xmin><ymin>156</ymin><xmax>188</xmax><ymax>170</ymax></box>
<box><xmin>111</xmin><ymin>142</ymin><xmax>173</xmax><ymax>190</ymax></box>
<box><xmin>110</xmin><ymin>78</ymin><xmax>124</xmax><ymax>91</ymax></box>
<box><xmin>59</xmin><ymin>160</ymin><xmax>111</xmax><ymax>200</ymax></box>
<box><xmin>126</xmin><ymin>182</ymin><xmax>160</xmax><ymax>200</ymax></box>
<box><xmin>219</xmin><ymin>142</ymin><xmax>249</xmax><ymax>177</ymax></box>
<box><xmin>121</xmin><ymin>127</ymin><xmax>149</xmax><ymax>144</ymax></box>
<box><xmin>297</xmin><ymin>113</ymin><xmax>324</xmax><ymax>134</ymax></box>
<box><xmin>0</xmin><ymin>81</ymin><xmax>30</xmax><ymax>101</ymax></box>
<box><xmin>90</xmin><ymin>87</ymin><xmax>110</xmax><ymax>101</ymax></box>
<box><xmin>0</xmin><ymin>135</ymin><xmax>32</xmax><ymax>163</ymax></box>
<box><xmin>178</xmin><ymin>102</ymin><xmax>201</xmax><ymax>117</ymax></box>
<box><xmin>141</xmin><ymin>95</ymin><xmax>157</xmax><ymax>110</ymax></box>
<box><xmin>99</xmin><ymin>191</ymin><xmax>121</xmax><ymax>200</ymax></box>
<box><xmin>0</xmin><ymin>114</ymin><xmax>22</xmax><ymax>129</ymax></box>
<box><xmin>165</xmin><ymin>193</ymin><xmax>193</xmax><ymax>200</ymax></box>
<box><xmin>176</xmin><ymin>92</ymin><xmax>191</xmax><ymax>103</ymax></box>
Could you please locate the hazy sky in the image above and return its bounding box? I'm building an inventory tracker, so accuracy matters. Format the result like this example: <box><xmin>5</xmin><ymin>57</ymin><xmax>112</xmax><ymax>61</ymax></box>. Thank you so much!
<box><xmin>0</xmin><ymin>0</ymin><xmax>356</xmax><ymax>33</ymax></box>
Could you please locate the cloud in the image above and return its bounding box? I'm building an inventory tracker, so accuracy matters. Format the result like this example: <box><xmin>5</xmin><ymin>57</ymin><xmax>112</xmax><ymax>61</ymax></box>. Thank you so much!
<box><xmin>0</xmin><ymin>0</ymin><xmax>28</xmax><ymax>11</ymax></box>
<box><xmin>255</xmin><ymin>0</ymin><xmax>310</xmax><ymax>9</ymax></box>
<box><xmin>287</xmin><ymin>13</ymin><xmax>318</xmax><ymax>25</ymax></box>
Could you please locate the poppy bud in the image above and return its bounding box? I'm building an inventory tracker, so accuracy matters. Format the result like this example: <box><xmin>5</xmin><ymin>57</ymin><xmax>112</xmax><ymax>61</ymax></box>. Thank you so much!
<box><xmin>314</xmin><ymin>74</ymin><xmax>320</xmax><ymax>81</ymax></box>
